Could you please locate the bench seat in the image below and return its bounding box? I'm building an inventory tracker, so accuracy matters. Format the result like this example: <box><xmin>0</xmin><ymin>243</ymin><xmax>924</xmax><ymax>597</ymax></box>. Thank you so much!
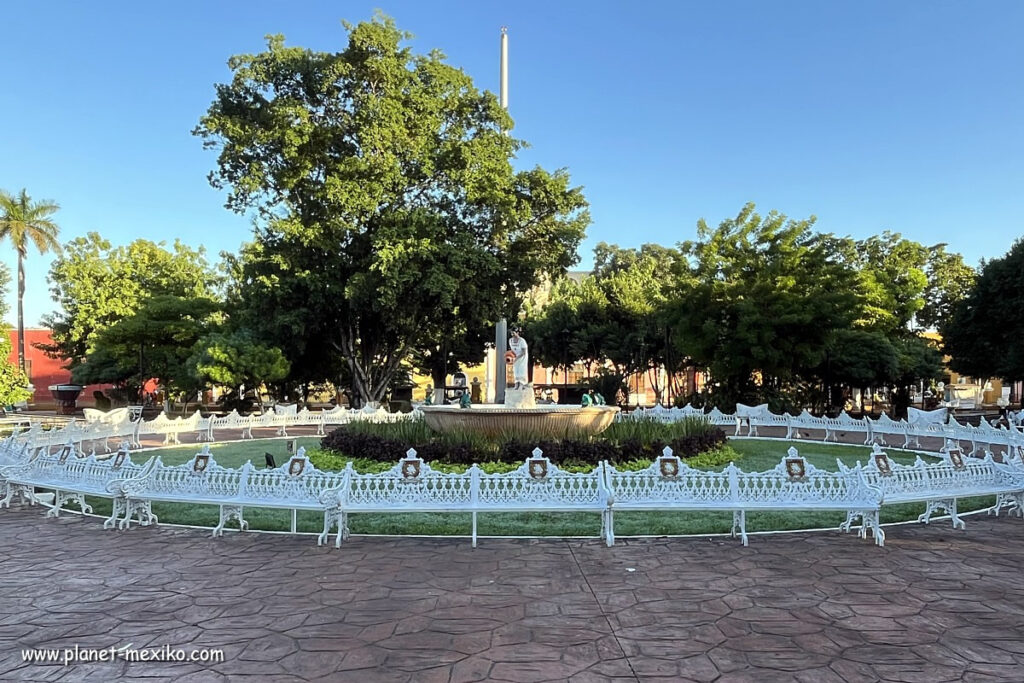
<box><xmin>119</xmin><ymin>447</ymin><xmax>348</xmax><ymax>543</ymax></box>
<box><xmin>606</xmin><ymin>447</ymin><xmax>884</xmax><ymax>546</ymax></box>
<box><xmin>326</xmin><ymin>449</ymin><xmax>610</xmax><ymax>548</ymax></box>
<box><xmin>838</xmin><ymin>444</ymin><xmax>1024</xmax><ymax>533</ymax></box>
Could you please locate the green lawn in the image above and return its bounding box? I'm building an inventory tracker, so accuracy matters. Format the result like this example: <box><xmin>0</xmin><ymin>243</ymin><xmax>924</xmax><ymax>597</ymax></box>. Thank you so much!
<box><xmin>142</xmin><ymin>436</ymin><xmax>324</xmax><ymax>468</ymax></box>
<box><xmin>74</xmin><ymin>436</ymin><xmax>988</xmax><ymax>539</ymax></box>
<box><xmin>726</xmin><ymin>438</ymin><xmax>940</xmax><ymax>470</ymax></box>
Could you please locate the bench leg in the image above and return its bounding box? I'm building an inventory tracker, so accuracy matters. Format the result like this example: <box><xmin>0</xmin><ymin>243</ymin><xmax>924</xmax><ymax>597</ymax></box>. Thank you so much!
<box><xmin>919</xmin><ymin>499</ymin><xmax>965</xmax><ymax>530</ymax></box>
<box><xmin>862</xmin><ymin>510</ymin><xmax>885</xmax><ymax>546</ymax></box>
<box><xmin>731</xmin><ymin>510</ymin><xmax>747</xmax><ymax>546</ymax></box>
<box><xmin>989</xmin><ymin>492</ymin><xmax>1023</xmax><ymax>518</ymax></box>
<box><xmin>472</xmin><ymin>512</ymin><xmax>477</xmax><ymax>548</ymax></box>
<box><xmin>120</xmin><ymin>499</ymin><xmax>157</xmax><ymax>529</ymax></box>
<box><xmin>839</xmin><ymin>510</ymin><xmax>862</xmax><ymax>534</ymax></box>
<box><xmin>104</xmin><ymin>498</ymin><xmax>126</xmax><ymax>529</ymax></box>
<box><xmin>213</xmin><ymin>505</ymin><xmax>247</xmax><ymax>537</ymax></box>
<box><xmin>48</xmin><ymin>491</ymin><xmax>93</xmax><ymax>518</ymax></box>
<box><xmin>0</xmin><ymin>483</ymin><xmax>36</xmax><ymax>508</ymax></box>
<box><xmin>334</xmin><ymin>512</ymin><xmax>350</xmax><ymax>548</ymax></box>
<box><xmin>319</xmin><ymin>508</ymin><xmax>339</xmax><ymax>546</ymax></box>
<box><xmin>601</xmin><ymin>509</ymin><xmax>615</xmax><ymax>547</ymax></box>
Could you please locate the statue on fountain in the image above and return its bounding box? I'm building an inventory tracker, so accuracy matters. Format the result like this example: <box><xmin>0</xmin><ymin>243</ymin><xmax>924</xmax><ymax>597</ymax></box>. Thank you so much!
<box><xmin>504</xmin><ymin>327</ymin><xmax>535</xmax><ymax>409</ymax></box>
<box><xmin>509</xmin><ymin>327</ymin><xmax>529</xmax><ymax>389</ymax></box>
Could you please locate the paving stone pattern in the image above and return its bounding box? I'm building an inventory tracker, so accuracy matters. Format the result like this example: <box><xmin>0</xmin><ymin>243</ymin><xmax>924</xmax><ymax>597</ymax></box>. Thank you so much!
<box><xmin>1</xmin><ymin>504</ymin><xmax>1023</xmax><ymax>682</ymax></box>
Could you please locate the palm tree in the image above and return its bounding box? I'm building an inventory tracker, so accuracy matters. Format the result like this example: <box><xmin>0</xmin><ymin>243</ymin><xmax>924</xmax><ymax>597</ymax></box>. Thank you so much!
<box><xmin>0</xmin><ymin>189</ymin><xmax>62</xmax><ymax>374</ymax></box>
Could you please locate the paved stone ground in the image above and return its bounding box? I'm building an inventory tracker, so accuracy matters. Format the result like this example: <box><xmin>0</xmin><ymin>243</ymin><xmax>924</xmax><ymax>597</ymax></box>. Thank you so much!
<box><xmin>1</xmin><ymin>504</ymin><xmax>1023</xmax><ymax>682</ymax></box>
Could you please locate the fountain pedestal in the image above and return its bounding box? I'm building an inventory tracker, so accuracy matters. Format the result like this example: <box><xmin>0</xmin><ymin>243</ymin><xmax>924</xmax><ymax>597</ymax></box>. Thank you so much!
<box><xmin>503</xmin><ymin>386</ymin><xmax>536</xmax><ymax>409</ymax></box>
<box><xmin>420</xmin><ymin>404</ymin><xmax>619</xmax><ymax>439</ymax></box>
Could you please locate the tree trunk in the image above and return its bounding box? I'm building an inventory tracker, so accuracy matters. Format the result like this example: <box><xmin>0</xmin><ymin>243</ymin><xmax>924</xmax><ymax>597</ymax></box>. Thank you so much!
<box><xmin>431</xmin><ymin>361</ymin><xmax>446</xmax><ymax>404</ymax></box>
<box><xmin>17</xmin><ymin>253</ymin><xmax>25</xmax><ymax>375</ymax></box>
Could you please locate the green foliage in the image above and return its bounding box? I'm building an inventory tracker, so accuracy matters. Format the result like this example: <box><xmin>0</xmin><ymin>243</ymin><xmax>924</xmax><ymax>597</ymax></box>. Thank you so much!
<box><xmin>72</xmin><ymin>295</ymin><xmax>221</xmax><ymax>399</ymax></box>
<box><xmin>671</xmin><ymin>203</ymin><xmax>860</xmax><ymax>410</ymax></box>
<box><xmin>943</xmin><ymin>238</ymin><xmax>1024</xmax><ymax>381</ymax></box>
<box><xmin>581</xmin><ymin>369</ymin><xmax>623</xmax><ymax>406</ymax></box>
<box><xmin>43</xmin><ymin>233</ymin><xmax>220</xmax><ymax>368</ymax></box>
<box><xmin>843</xmin><ymin>232</ymin><xmax>929</xmax><ymax>333</ymax></box>
<box><xmin>197</xmin><ymin>14</ymin><xmax>588</xmax><ymax>406</ymax></box>
<box><xmin>525</xmin><ymin>243</ymin><xmax>684</xmax><ymax>402</ymax></box>
<box><xmin>682</xmin><ymin>444</ymin><xmax>740</xmax><ymax>469</ymax></box>
<box><xmin>0</xmin><ymin>189</ymin><xmax>61</xmax><ymax>261</ymax></box>
<box><xmin>320</xmin><ymin>416</ymin><xmax>723</xmax><ymax>466</ymax></box>
<box><xmin>918</xmin><ymin>245</ymin><xmax>977</xmax><ymax>331</ymax></box>
<box><xmin>189</xmin><ymin>330</ymin><xmax>290</xmax><ymax>408</ymax></box>
<box><xmin>823</xmin><ymin>329</ymin><xmax>899</xmax><ymax>389</ymax></box>
<box><xmin>0</xmin><ymin>264</ymin><xmax>12</xmax><ymax>321</ymax></box>
<box><xmin>602</xmin><ymin>416</ymin><xmax>714</xmax><ymax>442</ymax></box>
<box><xmin>0</xmin><ymin>335</ymin><xmax>31</xmax><ymax>406</ymax></box>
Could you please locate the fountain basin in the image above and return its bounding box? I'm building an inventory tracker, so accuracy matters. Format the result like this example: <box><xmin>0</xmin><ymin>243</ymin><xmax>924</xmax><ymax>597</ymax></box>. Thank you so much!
<box><xmin>420</xmin><ymin>404</ymin><xmax>620</xmax><ymax>439</ymax></box>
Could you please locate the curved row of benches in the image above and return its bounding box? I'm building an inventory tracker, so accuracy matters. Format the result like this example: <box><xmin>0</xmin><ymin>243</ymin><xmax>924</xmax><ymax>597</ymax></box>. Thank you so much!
<box><xmin>15</xmin><ymin>402</ymin><xmax>1023</xmax><ymax>465</ymax></box>
<box><xmin>1</xmin><ymin>434</ymin><xmax>1021</xmax><ymax>548</ymax></box>
<box><xmin>630</xmin><ymin>404</ymin><xmax>1024</xmax><ymax>456</ymax></box>
<box><xmin>10</xmin><ymin>405</ymin><xmax>416</xmax><ymax>453</ymax></box>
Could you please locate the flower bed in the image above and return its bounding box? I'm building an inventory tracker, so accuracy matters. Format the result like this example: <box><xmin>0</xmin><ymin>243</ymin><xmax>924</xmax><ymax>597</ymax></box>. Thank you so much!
<box><xmin>317</xmin><ymin>416</ymin><xmax>729</xmax><ymax>467</ymax></box>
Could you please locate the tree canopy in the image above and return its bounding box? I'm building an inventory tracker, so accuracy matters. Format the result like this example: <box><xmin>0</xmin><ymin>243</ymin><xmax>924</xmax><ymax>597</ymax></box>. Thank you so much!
<box><xmin>71</xmin><ymin>295</ymin><xmax>221</xmax><ymax>400</ymax></box>
<box><xmin>189</xmin><ymin>330</ymin><xmax>290</xmax><ymax>410</ymax></box>
<box><xmin>943</xmin><ymin>239</ymin><xmax>1024</xmax><ymax>383</ymax></box>
<box><xmin>197</xmin><ymin>14</ymin><xmax>588</xmax><ymax>405</ymax></box>
<box><xmin>42</xmin><ymin>233</ymin><xmax>221</xmax><ymax>368</ymax></box>
<box><xmin>671</xmin><ymin>204</ymin><xmax>860</xmax><ymax>410</ymax></box>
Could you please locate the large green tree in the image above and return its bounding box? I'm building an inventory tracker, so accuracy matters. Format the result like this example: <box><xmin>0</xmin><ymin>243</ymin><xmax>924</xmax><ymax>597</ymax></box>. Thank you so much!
<box><xmin>918</xmin><ymin>244</ymin><xmax>976</xmax><ymax>331</ymax></box>
<box><xmin>72</xmin><ymin>295</ymin><xmax>221</xmax><ymax>401</ymax></box>
<box><xmin>0</xmin><ymin>189</ymin><xmax>61</xmax><ymax>372</ymax></box>
<box><xmin>943</xmin><ymin>238</ymin><xmax>1024</xmax><ymax>384</ymax></box>
<box><xmin>189</xmin><ymin>330</ymin><xmax>290</xmax><ymax>410</ymax></box>
<box><xmin>670</xmin><ymin>204</ymin><xmax>860</xmax><ymax>411</ymax></box>
<box><xmin>197</xmin><ymin>15</ymin><xmax>588</xmax><ymax>406</ymax></box>
<box><xmin>42</xmin><ymin>233</ymin><xmax>221</xmax><ymax>369</ymax></box>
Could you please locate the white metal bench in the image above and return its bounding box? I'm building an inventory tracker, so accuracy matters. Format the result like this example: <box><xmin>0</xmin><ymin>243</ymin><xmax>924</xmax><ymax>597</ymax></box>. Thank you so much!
<box><xmin>475</xmin><ymin>449</ymin><xmax>610</xmax><ymax>547</ymax></box>
<box><xmin>604</xmin><ymin>447</ymin><xmax>885</xmax><ymax>546</ymax></box>
<box><xmin>839</xmin><ymin>443</ymin><xmax>1024</xmax><ymax>533</ymax></box>
<box><xmin>322</xmin><ymin>448</ymin><xmax>610</xmax><ymax>548</ymax></box>
<box><xmin>117</xmin><ymin>446</ymin><xmax>347</xmax><ymax>539</ymax></box>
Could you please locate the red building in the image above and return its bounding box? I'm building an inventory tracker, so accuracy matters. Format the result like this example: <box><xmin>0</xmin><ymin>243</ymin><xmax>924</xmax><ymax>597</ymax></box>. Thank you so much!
<box><xmin>6</xmin><ymin>328</ymin><xmax>109</xmax><ymax>408</ymax></box>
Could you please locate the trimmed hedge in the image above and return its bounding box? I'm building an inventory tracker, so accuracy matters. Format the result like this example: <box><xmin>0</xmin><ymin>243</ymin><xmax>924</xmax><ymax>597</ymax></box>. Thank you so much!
<box><xmin>320</xmin><ymin>426</ymin><xmax>727</xmax><ymax>467</ymax></box>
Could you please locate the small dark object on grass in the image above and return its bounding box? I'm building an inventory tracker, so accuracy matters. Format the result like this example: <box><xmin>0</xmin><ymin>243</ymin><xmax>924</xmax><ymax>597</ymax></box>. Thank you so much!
<box><xmin>265</xmin><ymin>453</ymin><xmax>277</xmax><ymax>469</ymax></box>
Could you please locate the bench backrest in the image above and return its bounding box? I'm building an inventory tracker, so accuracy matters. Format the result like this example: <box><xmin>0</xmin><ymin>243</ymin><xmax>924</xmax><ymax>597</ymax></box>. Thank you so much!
<box><xmin>476</xmin><ymin>450</ymin><xmax>606</xmax><ymax>508</ymax></box>
<box><xmin>607</xmin><ymin>447</ymin><xmax>877</xmax><ymax>508</ymax></box>
<box><xmin>127</xmin><ymin>447</ymin><xmax>246</xmax><ymax>499</ymax></box>
<box><xmin>345</xmin><ymin>450</ymin><xmax>474</xmax><ymax>509</ymax></box>
<box><xmin>241</xmin><ymin>450</ymin><xmax>347</xmax><ymax>505</ymax></box>
<box><xmin>605</xmin><ymin>453</ymin><xmax>731</xmax><ymax>505</ymax></box>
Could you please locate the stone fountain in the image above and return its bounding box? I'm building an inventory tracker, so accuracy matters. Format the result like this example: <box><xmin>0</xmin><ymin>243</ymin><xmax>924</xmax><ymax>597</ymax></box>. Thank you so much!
<box><xmin>420</xmin><ymin>328</ymin><xmax>619</xmax><ymax>438</ymax></box>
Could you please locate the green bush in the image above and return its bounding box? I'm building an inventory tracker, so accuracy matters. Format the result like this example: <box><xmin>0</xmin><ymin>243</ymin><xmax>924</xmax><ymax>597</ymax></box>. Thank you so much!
<box><xmin>317</xmin><ymin>416</ymin><xmax>725</xmax><ymax>468</ymax></box>
<box><xmin>306</xmin><ymin>446</ymin><xmax>738</xmax><ymax>474</ymax></box>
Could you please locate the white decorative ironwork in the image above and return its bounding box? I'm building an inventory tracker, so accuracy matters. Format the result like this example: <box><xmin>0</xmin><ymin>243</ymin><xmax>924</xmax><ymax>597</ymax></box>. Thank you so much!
<box><xmin>0</xmin><ymin>403</ymin><xmax>1022</xmax><ymax>551</ymax></box>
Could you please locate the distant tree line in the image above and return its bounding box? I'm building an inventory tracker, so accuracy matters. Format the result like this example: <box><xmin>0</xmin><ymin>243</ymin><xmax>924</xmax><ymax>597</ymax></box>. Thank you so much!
<box><xmin>525</xmin><ymin>204</ymin><xmax>979</xmax><ymax>416</ymax></box>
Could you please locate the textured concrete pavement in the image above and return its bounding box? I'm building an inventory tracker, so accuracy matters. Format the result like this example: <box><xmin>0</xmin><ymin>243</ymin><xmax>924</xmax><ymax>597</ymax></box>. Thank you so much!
<box><xmin>1</xmin><ymin>503</ymin><xmax>1023</xmax><ymax>682</ymax></box>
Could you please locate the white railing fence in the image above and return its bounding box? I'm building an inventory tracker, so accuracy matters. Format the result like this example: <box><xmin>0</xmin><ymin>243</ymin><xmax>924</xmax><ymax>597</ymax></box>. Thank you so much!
<box><xmin>0</xmin><ymin>402</ymin><xmax>1022</xmax><ymax>548</ymax></box>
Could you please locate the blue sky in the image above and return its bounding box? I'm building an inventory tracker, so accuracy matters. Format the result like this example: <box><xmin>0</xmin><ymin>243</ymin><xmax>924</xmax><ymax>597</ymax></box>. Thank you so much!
<box><xmin>2</xmin><ymin>1</ymin><xmax>1022</xmax><ymax>327</ymax></box>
